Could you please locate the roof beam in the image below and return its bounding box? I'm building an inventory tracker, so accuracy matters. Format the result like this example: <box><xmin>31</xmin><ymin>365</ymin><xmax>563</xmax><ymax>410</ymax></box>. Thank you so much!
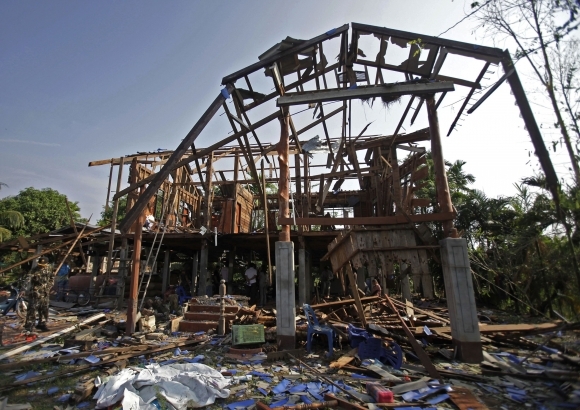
<box><xmin>221</xmin><ymin>24</ymin><xmax>348</xmax><ymax>85</ymax></box>
<box><xmin>277</xmin><ymin>82</ymin><xmax>454</xmax><ymax>107</ymax></box>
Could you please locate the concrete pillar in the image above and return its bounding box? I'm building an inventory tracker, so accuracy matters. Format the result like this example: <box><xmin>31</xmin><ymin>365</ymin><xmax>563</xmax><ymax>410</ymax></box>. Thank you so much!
<box><xmin>162</xmin><ymin>250</ymin><xmax>170</xmax><ymax>293</ymax></box>
<box><xmin>440</xmin><ymin>238</ymin><xmax>482</xmax><ymax>363</ymax></box>
<box><xmin>275</xmin><ymin>241</ymin><xmax>296</xmax><ymax>349</ymax></box>
<box><xmin>298</xmin><ymin>247</ymin><xmax>307</xmax><ymax>306</ymax></box>
<box><xmin>401</xmin><ymin>263</ymin><xmax>411</xmax><ymax>302</ymax></box>
<box><xmin>198</xmin><ymin>241</ymin><xmax>208</xmax><ymax>296</ymax></box>
<box><xmin>191</xmin><ymin>251</ymin><xmax>199</xmax><ymax>294</ymax></box>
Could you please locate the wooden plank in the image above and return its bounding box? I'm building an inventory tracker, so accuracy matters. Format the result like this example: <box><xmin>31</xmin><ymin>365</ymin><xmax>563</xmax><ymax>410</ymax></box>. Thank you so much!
<box><xmin>221</xmin><ymin>24</ymin><xmax>348</xmax><ymax>85</ymax></box>
<box><xmin>0</xmin><ymin>313</ymin><xmax>106</xmax><ymax>361</ymax></box>
<box><xmin>118</xmin><ymin>85</ymin><xmax>233</xmax><ymax>233</ymax></box>
<box><xmin>448</xmin><ymin>386</ymin><xmax>489</xmax><ymax>410</ymax></box>
<box><xmin>329</xmin><ymin>347</ymin><xmax>358</xmax><ymax>369</ymax></box>
<box><xmin>279</xmin><ymin>212</ymin><xmax>455</xmax><ymax>226</ymax></box>
<box><xmin>345</xmin><ymin>263</ymin><xmax>366</xmax><ymax>327</ymax></box>
<box><xmin>113</xmin><ymin>110</ymin><xmax>281</xmax><ymax>202</ymax></box>
<box><xmin>351</xmin><ymin>23</ymin><xmax>505</xmax><ymax>59</ymax></box>
<box><xmin>311</xmin><ymin>296</ymin><xmax>380</xmax><ymax>310</ymax></box>
<box><xmin>277</xmin><ymin>82</ymin><xmax>455</xmax><ymax>107</ymax></box>
<box><xmin>420</xmin><ymin>322</ymin><xmax>562</xmax><ymax>335</ymax></box>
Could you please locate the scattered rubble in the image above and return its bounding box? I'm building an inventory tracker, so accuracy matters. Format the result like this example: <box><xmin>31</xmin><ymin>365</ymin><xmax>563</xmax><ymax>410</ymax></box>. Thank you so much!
<box><xmin>0</xmin><ymin>292</ymin><xmax>577</xmax><ymax>410</ymax></box>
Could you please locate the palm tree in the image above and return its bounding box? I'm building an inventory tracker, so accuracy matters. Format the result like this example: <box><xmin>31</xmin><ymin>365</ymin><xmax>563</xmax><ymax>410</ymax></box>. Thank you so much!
<box><xmin>0</xmin><ymin>183</ymin><xmax>24</xmax><ymax>242</ymax></box>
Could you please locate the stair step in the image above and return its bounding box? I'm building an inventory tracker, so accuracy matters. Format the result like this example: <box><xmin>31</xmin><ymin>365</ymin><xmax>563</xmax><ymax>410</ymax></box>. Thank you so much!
<box><xmin>184</xmin><ymin>312</ymin><xmax>236</xmax><ymax>321</ymax></box>
<box><xmin>188</xmin><ymin>304</ymin><xmax>238</xmax><ymax>314</ymax></box>
<box><xmin>179</xmin><ymin>320</ymin><xmax>220</xmax><ymax>333</ymax></box>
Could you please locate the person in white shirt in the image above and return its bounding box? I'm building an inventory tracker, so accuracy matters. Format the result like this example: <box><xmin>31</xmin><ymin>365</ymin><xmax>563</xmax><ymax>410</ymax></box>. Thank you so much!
<box><xmin>244</xmin><ymin>263</ymin><xmax>258</xmax><ymax>305</ymax></box>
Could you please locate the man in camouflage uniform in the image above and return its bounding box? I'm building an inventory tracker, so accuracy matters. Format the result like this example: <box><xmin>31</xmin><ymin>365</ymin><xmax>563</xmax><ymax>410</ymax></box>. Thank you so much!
<box><xmin>24</xmin><ymin>256</ymin><xmax>54</xmax><ymax>332</ymax></box>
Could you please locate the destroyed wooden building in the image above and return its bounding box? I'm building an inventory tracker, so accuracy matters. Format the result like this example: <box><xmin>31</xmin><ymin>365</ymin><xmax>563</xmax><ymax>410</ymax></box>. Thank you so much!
<box><xmin>84</xmin><ymin>23</ymin><xmax>555</xmax><ymax>361</ymax></box>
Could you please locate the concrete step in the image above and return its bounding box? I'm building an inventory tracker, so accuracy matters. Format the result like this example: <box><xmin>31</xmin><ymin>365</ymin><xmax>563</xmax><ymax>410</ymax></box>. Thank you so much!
<box><xmin>184</xmin><ymin>312</ymin><xmax>236</xmax><ymax>321</ymax></box>
<box><xmin>179</xmin><ymin>320</ymin><xmax>220</xmax><ymax>333</ymax></box>
<box><xmin>187</xmin><ymin>304</ymin><xmax>238</xmax><ymax>314</ymax></box>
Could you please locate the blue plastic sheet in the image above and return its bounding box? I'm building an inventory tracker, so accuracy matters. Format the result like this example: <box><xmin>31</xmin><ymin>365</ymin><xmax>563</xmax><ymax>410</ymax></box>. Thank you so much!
<box><xmin>270</xmin><ymin>398</ymin><xmax>289</xmax><ymax>407</ymax></box>
<box><xmin>272</xmin><ymin>379</ymin><xmax>291</xmax><ymax>395</ymax></box>
<box><xmin>226</xmin><ymin>399</ymin><xmax>255</xmax><ymax>410</ymax></box>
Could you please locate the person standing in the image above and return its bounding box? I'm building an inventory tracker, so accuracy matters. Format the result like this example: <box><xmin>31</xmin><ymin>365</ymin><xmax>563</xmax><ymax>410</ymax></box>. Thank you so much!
<box><xmin>24</xmin><ymin>256</ymin><xmax>53</xmax><ymax>332</ymax></box>
<box><xmin>258</xmin><ymin>265</ymin><xmax>268</xmax><ymax>306</ymax></box>
<box><xmin>320</xmin><ymin>266</ymin><xmax>333</xmax><ymax>298</ymax></box>
<box><xmin>244</xmin><ymin>263</ymin><xmax>258</xmax><ymax>305</ymax></box>
<box><xmin>54</xmin><ymin>260</ymin><xmax>70</xmax><ymax>301</ymax></box>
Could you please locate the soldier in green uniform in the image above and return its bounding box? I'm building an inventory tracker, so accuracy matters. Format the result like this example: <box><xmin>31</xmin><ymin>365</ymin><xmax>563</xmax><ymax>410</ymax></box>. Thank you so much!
<box><xmin>24</xmin><ymin>256</ymin><xmax>54</xmax><ymax>332</ymax></box>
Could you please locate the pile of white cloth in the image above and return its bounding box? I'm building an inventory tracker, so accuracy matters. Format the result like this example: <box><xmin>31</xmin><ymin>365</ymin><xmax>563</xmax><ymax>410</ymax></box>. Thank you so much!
<box><xmin>94</xmin><ymin>363</ymin><xmax>230</xmax><ymax>410</ymax></box>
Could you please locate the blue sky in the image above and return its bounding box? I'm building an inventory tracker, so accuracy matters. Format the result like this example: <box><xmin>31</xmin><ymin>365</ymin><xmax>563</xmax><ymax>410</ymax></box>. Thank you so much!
<box><xmin>0</xmin><ymin>1</ymin><xmax>572</xmax><ymax>219</ymax></box>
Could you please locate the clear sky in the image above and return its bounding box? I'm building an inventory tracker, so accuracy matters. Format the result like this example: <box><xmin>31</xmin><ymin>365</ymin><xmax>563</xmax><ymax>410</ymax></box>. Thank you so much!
<box><xmin>0</xmin><ymin>0</ymin><xmax>573</xmax><ymax>219</ymax></box>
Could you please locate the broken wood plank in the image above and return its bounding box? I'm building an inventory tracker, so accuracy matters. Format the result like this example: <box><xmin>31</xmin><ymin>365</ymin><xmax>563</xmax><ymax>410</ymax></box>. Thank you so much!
<box><xmin>0</xmin><ymin>313</ymin><xmax>106</xmax><ymax>361</ymax></box>
<box><xmin>311</xmin><ymin>296</ymin><xmax>380</xmax><ymax>310</ymax></box>
<box><xmin>329</xmin><ymin>347</ymin><xmax>358</xmax><ymax>369</ymax></box>
<box><xmin>448</xmin><ymin>386</ymin><xmax>489</xmax><ymax>410</ymax></box>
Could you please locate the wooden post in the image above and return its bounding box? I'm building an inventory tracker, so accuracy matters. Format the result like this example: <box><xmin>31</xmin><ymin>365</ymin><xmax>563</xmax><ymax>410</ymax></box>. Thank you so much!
<box><xmin>426</xmin><ymin>96</ymin><xmax>456</xmax><ymax>238</ymax></box>
<box><xmin>198</xmin><ymin>152</ymin><xmax>214</xmax><ymax>296</ymax></box>
<box><xmin>105</xmin><ymin>157</ymin><xmax>124</xmax><ymax>276</ymax></box>
<box><xmin>261</xmin><ymin>160</ymin><xmax>273</xmax><ymax>284</ymax></box>
<box><xmin>278</xmin><ymin>108</ymin><xmax>291</xmax><ymax>242</ymax></box>
<box><xmin>232</xmin><ymin>153</ymin><xmax>239</xmax><ymax>233</ymax></box>
<box><xmin>162</xmin><ymin>250</ymin><xmax>170</xmax><ymax>293</ymax></box>
<box><xmin>346</xmin><ymin>263</ymin><xmax>367</xmax><ymax>327</ymax></box>
<box><xmin>126</xmin><ymin>194</ymin><xmax>144</xmax><ymax>334</ymax></box>
<box><xmin>104</xmin><ymin>159</ymin><xmax>114</xmax><ymax>215</ymax></box>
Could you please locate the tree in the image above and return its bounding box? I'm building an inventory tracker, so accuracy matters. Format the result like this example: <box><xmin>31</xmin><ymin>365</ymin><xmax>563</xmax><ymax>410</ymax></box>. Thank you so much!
<box><xmin>0</xmin><ymin>183</ymin><xmax>24</xmax><ymax>242</ymax></box>
<box><xmin>98</xmin><ymin>196</ymin><xmax>127</xmax><ymax>227</ymax></box>
<box><xmin>0</xmin><ymin>187</ymin><xmax>81</xmax><ymax>237</ymax></box>
<box><xmin>473</xmin><ymin>0</ymin><xmax>580</xmax><ymax>182</ymax></box>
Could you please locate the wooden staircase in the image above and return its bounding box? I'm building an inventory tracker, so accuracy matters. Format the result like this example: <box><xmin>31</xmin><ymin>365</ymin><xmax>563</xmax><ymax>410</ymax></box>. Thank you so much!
<box><xmin>179</xmin><ymin>301</ymin><xmax>239</xmax><ymax>333</ymax></box>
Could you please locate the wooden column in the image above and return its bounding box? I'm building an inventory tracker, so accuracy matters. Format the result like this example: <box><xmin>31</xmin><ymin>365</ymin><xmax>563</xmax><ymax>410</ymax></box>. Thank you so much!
<box><xmin>199</xmin><ymin>152</ymin><xmax>214</xmax><ymax>296</ymax></box>
<box><xmin>162</xmin><ymin>250</ymin><xmax>170</xmax><ymax>293</ymax></box>
<box><xmin>426</xmin><ymin>96</ymin><xmax>456</xmax><ymax>238</ymax></box>
<box><xmin>106</xmin><ymin>158</ymin><xmax>124</xmax><ymax>276</ymax></box>
<box><xmin>126</xmin><ymin>207</ymin><xmax>144</xmax><ymax>334</ymax></box>
<box><xmin>278</xmin><ymin>108</ymin><xmax>291</xmax><ymax>242</ymax></box>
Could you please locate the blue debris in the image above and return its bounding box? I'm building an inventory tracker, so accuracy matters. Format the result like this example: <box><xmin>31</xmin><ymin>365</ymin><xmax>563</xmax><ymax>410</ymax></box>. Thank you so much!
<box><xmin>289</xmin><ymin>384</ymin><xmax>307</xmax><ymax>394</ymax></box>
<box><xmin>426</xmin><ymin>393</ymin><xmax>450</xmax><ymax>405</ymax></box>
<box><xmin>423</xmin><ymin>326</ymin><xmax>432</xmax><ymax>336</ymax></box>
<box><xmin>258</xmin><ymin>388</ymin><xmax>269</xmax><ymax>396</ymax></box>
<box><xmin>76</xmin><ymin>402</ymin><xmax>90</xmax><ymax>408</ymax></box>
<box><xmin>301</xmin><ymin>395</ymin><xmax>313</xmax><ymax>405</ymax></box>
<box><xmin>56</xmin><ymin>393</ymin><xmax>71</xmax><ymax>402</ymax></box>
<box><xmin>159</xmin><ymin>359</ymin><xmax>177</xmax><ymax>366</ymax></box>
<box><xmin>506</xmin><ymin>387</ymin><xmax>527</xmax><ymax>396</ymax></box>
<box><xmin>47</xmin><ymin>387</ymin><xmax>59</xmax><ymax>395</ymax></box>
<box><xmin>270</xmin><ymin>398</ymin><xmax>290</xmax><ymax>407</ymax></box>
<box><xmin>272</xmin><ymin>379</ymin><xmax>291</xmax><ymax>395</ymax></box>
<box><xmin>350</xmin><ymin>373</ymin><xmax>371</xmax><ymax>379</ymax></box>
<box><xmin>150</xmin><ymin>399</ymin><xmax>162</xmax><ymax>410</ymax></box>
<box><xmin>226</xmin><ymin>399</ymin><xmax>255</xmax><ymax>410</ymax></box>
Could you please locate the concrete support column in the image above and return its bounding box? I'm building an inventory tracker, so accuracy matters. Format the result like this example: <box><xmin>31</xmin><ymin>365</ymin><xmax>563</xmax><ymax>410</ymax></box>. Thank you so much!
<box><xmin>440</xmin><ymin>238</ymin><xmax>482</xmax><ymax>363</ymax></box>
<box><xmin>198</xmin><ymin>241</ymin><xmax>208</xmax><ymax>296</ymax></box>
<box><xmin>298</xmin><ymin>247</ymin><xmax>307</xmax><ymax>306</ymax></box>
<box><xmin>162</xmin><ymin>250</ymin><xmax>170</xmax><ymax>293</ymax></box>
<box><xmin>275</xmin><ymin>241</ymin><xmax>296</xmax><ymax>349</ymax></box>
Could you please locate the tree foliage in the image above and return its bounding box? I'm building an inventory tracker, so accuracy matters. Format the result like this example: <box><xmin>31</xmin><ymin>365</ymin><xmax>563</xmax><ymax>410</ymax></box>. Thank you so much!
<box><xmin>0</xmin><ymin>187</ymin><xmax>81</xmax><ymax>237</ymax></box>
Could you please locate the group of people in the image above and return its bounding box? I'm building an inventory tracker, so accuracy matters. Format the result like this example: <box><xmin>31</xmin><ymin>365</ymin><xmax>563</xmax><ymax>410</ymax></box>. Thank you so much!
<box><xmin>244</xmin><ymin>263</ymin><xmax>269</xmax><ymax>306</ymax></box>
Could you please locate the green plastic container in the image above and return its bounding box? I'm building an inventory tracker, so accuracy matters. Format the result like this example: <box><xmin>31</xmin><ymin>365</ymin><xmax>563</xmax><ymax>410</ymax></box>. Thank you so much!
<box><xmin>231</xmin><ymin>324</ymin><xmax>265</xmax><ymax>346</ymax></box>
